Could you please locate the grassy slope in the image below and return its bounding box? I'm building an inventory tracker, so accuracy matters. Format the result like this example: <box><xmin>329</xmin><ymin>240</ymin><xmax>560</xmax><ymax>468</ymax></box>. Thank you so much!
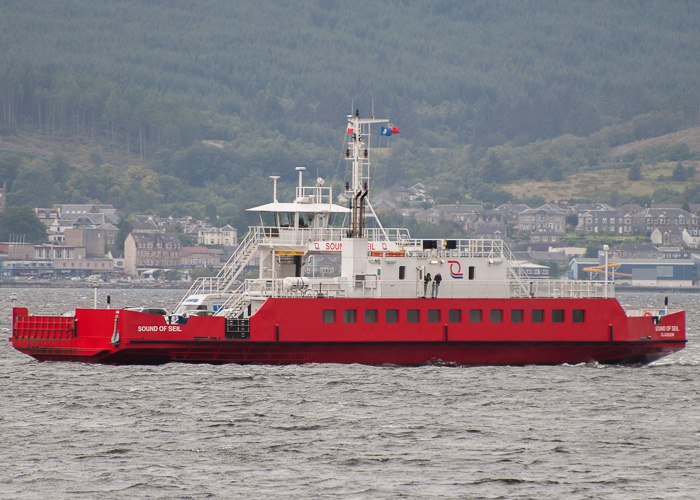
<box><xmin>503</xmin><ymin>127</ymin><xmax>700</xmax><ymax>202</ymax></box>
<box><xmin>2</xmin><ymin>126</ymin><xmax>699</xmax><ymax>204</ymax></box>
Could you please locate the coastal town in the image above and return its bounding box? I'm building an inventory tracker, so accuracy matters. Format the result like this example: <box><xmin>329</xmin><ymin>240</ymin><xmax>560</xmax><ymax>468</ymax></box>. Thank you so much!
<box><xmin>1</xmin><ymin>180</ymin><xmax>698</xmax><ymax>288</ymax></box>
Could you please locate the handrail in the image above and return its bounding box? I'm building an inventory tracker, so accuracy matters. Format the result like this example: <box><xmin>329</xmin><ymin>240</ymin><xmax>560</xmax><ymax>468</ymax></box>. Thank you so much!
<box><xmin>216</xmin><ymin>281</ymin><xmax>249</xmax><ymax>318</ymax></box>
<box><xmin>174</xmin><ymin>229</ymin><xmax>259</xmax><ymax>311</ymax></box>
<box><xmin>211</xmin><ymin>276</ymin><xmax>614</xmax><ymax>301</ymax></box>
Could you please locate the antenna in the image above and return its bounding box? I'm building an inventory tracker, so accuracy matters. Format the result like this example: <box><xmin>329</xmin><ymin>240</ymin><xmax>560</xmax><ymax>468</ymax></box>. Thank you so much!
<box><xmin>269</xmin><ymin>175</ymin><xmax>280</xmax><ymax>203</ymax></box>
<box><xmin>345</xmin><ymin>109</ymin><xmax>390</xmax><ymax>238</ymax></box>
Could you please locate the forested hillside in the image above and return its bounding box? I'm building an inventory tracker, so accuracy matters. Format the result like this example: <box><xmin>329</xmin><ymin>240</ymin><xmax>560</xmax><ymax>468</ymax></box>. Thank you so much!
<box><xmin>1</xmin><ymin>0</ymin><xmax>699</xmax><ymax>231</ymax></box>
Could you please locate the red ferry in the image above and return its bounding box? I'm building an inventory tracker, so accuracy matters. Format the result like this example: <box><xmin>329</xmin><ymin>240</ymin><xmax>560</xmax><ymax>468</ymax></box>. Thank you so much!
<box><xmin>9</xmin><ymin>111</ymin><xmax>686</xmax><ymax>365</ymax></box>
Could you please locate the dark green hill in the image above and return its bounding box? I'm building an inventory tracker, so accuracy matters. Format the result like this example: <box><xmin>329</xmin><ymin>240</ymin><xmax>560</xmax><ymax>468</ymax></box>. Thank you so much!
<box><xmin>2</xmin><ymin>1</ymin><xmax>698</xmax><ymax>144</ymax></box>
<box><xmin>0</xmin><ymin>0</ymin><xmax>699</xmax><ymax>227</ymax></box>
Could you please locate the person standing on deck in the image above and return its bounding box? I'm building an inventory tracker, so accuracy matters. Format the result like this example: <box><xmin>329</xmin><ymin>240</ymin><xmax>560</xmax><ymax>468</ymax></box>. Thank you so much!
<box><xmin>423</xmin><ymin>273</ymin><xmax>431</xmax><ymax>298</ymax></box>
<box><xmin>432</xmin><ymin>273</ymin><xmax>442</xmax><ymax>298</ymax></box>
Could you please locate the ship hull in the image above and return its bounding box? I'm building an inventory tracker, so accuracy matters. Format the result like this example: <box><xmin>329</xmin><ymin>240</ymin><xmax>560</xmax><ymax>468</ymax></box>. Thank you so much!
<box><xmin>10</xmin><ymin>297</ymin><xmax>686</xmax><ymax>366</ymax></box>
<box><xmin>31</xmin><ymin>340</ymin><xmax>681</xmax><ymax>366</ymax></box>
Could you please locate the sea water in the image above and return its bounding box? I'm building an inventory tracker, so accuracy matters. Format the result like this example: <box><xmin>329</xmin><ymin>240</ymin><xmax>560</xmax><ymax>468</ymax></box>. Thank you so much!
<box><xmin>1</xmin><ymin>288</ymin><xmax>698</xmax><ymax>499</ymax></box>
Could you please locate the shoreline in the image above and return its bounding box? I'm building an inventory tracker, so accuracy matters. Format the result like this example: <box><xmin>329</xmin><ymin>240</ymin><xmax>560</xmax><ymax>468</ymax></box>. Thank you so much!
<box><xmin>0</xmin><ymin>280</ymin><xmax>190</xmax><ymax>289</ymax></box>
<box><xmin>0</xmin><ymin>280</ymin><xmax>696</xmax><ymax>293</ymax></box>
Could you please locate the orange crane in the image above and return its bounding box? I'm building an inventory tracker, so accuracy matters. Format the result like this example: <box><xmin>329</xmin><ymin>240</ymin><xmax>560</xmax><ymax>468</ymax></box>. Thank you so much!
<box><xmin>582</xmin><ymin>262</ymin><xmax>633</xmax><ymax>278</ymax></box>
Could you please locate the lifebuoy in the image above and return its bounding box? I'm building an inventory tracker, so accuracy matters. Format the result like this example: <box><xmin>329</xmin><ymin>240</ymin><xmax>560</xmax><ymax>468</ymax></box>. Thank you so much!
<box><xmin>643</xmin><ymin>312</ymin><xmax>652</xmax><ymax>317</ymax></box>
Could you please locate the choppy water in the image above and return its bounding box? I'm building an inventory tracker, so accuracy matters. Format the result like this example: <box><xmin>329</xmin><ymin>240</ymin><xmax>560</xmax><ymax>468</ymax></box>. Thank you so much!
<box><xmin>1</xmin><ymin>288</ymin><xmax>698</xmax><ymax>499</ymax></box>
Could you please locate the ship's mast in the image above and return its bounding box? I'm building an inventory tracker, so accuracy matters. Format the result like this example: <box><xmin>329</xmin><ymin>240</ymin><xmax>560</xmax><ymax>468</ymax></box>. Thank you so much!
<box><xmin>345</xmin><ymin>109</ymin><xmax>389</xmax><ymax>237</ymax></box>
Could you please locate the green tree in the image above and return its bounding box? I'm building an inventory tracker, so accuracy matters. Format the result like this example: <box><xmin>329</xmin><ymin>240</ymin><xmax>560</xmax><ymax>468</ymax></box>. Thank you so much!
<box><xmin>548</xmin><ymin>165</ymin><xmax>563</xmax><ymax>182</ymax></box>
<box><xmin>628</xmin><ymin>164</ymin><xmax>642</xmax><ymax>181</ymax></box>
<box><xmin>0</xmin><ymin>206</ymin><xmax>47</xmax><ymax>243</ymax></box>
<box><xmin>116</xmin><ymin>218</ymin><xmax>133</xmax><ymax>252</ymax></box>
<box><xmin>165</xmin><ymin>269</ymin><xmax>182</xmax><ymax>281</ymax></box>
<box><xmin>672</xmin><ymin>162</ymin><xmax>688</xmax><ymax>181</ymax></box>
<box><xmin>205</xmin><ymin>201</ymin><xmax>217</xmax><ymax>222</ymax></box>
<box><xmin>89</xmin><ymin>151</ymin><xmax>103</xmax><ymax>167</ymax></box>
<box><xmin>7</xmin><ymin>159</ymin><xmax>57</xmax><ymax>206</ymax></box>
<box><xmin>165</xmin><ymin>222</ymin><xmax>196</xmax><ymax>246</ymax></box>
<box><xmin>0</xmin><ymin>153</ymin><xmax>23</xmax><ymax>187</ymax></box>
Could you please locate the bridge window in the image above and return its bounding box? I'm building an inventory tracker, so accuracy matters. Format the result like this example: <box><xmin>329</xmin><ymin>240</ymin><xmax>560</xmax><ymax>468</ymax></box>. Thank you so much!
<box><xmin>552</xmin><ymin>309</ymin><xmax>565</xmax><ymax>323</ymax></box>
<box><xmin>343</xmin><ymin>309</ymin><xmax>356</xmax><ymax>323</ymax></box>
<box><xmin>279</xmin><ymin>212</ymin><xmax>294</xmax><ymax>227</ymax></box>
<box><xmin>511</xmin><ymin>309</ymin><xmax>523</xmax><ymax>323</ymax></box>
<box><xmin>490</xmin><ymin>309</ymin><xmax>503</xmax><ymax>323</ymax></box>
<box><xmin>428</xmin><ymin>309</ymin><xmax>440</xmax><ymax>323</ymax></box>
<box><xmin>531</xmin><ymin>309</ymin><xmax>544</xmax><ymax>323</ymax></box>
<box><xmin>407</xmin><ymin>309</ymin><xmax>420</xmax><ymax>323</ymax></box>
<box><xmin>469</xmin><ymin>309</ymin><xmax>482</xmax><ymax>323</ymax></box>
<box><xmin>386</xmin><ymin>309</ymin><xmax>398</xmax><ymax>323</ymax></box>
<box><xmin>322</xmin><ymin>309</ymin><xmax>335</xmax><ymax>323</ymax></box>
<box><xmin>298</xmin><ymin>213</ymin><xmax>313</xmax><ymax>228</ymax></box>
<box><xmin>365</xmin><ymin>309</ymin><xmax>378</xmax><ymax>323</ymax></box>
<box><xmin>573</xmin><ymin>309</ymin><xmax>585</xmax><ymax>323</ymax></box>
<box><xmin>448</xmin><ymin>309</ymin><xmax>461</xmax><ymax>323</ymax></box>
<box><xmin>260</xmin><ymin>212</ymin><xmax>275</xmax><ymax>226</ymax></box>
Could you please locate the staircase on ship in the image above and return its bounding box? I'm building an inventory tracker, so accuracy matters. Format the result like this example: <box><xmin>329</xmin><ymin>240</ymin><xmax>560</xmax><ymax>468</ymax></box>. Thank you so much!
<box><xmin>174</xmin><ymin>229</ymin><xmax>259</xmax><ymax>316</ymax></box>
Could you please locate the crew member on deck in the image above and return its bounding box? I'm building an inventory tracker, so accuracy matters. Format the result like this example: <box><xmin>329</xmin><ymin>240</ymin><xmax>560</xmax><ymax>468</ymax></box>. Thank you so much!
<box><xmin>432</xmin><ymin>273</ymin><xmax>442</xmax><ymax>298</ymax></box>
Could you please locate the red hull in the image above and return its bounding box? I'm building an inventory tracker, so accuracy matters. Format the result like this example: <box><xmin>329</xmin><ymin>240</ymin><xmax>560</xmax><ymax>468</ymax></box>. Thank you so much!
<box><xmin>10</xmin><ymin>297</ymin><xmax>686</xmax><ymax>365</ymax></box>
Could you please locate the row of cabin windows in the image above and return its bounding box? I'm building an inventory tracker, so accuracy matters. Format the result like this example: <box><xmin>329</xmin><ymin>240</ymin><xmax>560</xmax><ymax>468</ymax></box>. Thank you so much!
<box><xmin>323</xmin><ymin>308</ymin><xmax>585</xmax><ymax>324</ymax></box>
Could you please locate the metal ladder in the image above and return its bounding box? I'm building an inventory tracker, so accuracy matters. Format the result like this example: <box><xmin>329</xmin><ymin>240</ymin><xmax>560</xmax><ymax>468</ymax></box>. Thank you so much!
<box><xmin>215</xmin><ymin>281</ymin><xmax>250</xmax><ymax>319</ymax></box>
<box><xmin>174</xmin><ymin>229</ymin><xmax>259</xmax><ymax>311</ymax></box>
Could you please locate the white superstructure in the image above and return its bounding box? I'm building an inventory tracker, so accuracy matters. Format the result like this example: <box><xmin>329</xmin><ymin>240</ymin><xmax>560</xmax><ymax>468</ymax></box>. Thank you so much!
<box><xmin>175</xmin><ymin>110</ymin><xmax>613</xmax><ymax>317</ymax></box>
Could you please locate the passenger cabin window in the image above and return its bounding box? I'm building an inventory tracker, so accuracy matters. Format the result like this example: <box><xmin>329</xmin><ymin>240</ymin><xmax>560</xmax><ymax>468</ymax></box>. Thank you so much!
<box><xmin>343</xmin><ymin>309</ymin><xmax>356</xmax><ymax>323</ymax></box>
<box><xmin>552</xmin><ymin>309</ymin><xmax>565</xmax><ymax>323</ymax></box>
<box><xmin>399</xmin><ymin>266</ymin><xmax>406</xmax><ymax>280</ymax></box>
<box><xmin>449</xmin><ymin>309</ymin><xmax>461</xmax><ymax>323</ymax></box>
<box><xmin>407</xmin><ymin>309</ymin><xmax>420</xmax><ymax>323</ymax></box>
<box><xmin>386</xmin><ymin>309</ymin><xmax>399</xmax><ymax>323</ymax></box>
<box><xmin>511</xmin><ymin>309</ymin><xmax>524</xmax><ymax>323</ymax></box>
<box><xmin>531</xmin><ymin>309</ymin><xmax>544</xmax><ymax>323</ymax></box>
<box><xmin>322</xmin><ymin>310</ymin><xmax>335</xmax><ymax>323</ymax></box>
<box><xmin>469</xmin><ymin>309</ymin><xmax>482</xmax><ymax>323</ymax></box>
<box><xmin>468</xmin><ymin>266</ymin><xmax>475</xmax><ymax>280</ymax></box>
<box><xmin>365</xmin><ymin>309</ymin><xmax>378</xmax><ymax>323</ymax></box>
<box><xmin>573</xmin><ymin>309</ymin><xmax>585</xmax><ymax>323</ymax></box>
<box><xmin>490</xmin><ymin>309</ymin><xmax>503</xmax><ymax>323</ymax></box>
<box><xmin>428</xmin><ymin>309</ymin><xmax>440</xmax><ymax>323</ymax></box>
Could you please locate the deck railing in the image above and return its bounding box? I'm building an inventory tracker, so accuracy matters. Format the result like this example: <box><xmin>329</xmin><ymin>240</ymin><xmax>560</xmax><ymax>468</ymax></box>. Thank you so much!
<box><xmin>222</xmin><ymin>276</ymin><xmax>614</xmax><ymax>307</ymax></box>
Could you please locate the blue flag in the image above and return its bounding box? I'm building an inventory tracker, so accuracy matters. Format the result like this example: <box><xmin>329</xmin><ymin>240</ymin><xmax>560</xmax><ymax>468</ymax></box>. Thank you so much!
<box><xmin>381</xmin><ymin>127</ymin><xmax>393</xmax><ymax>136</ymax></box>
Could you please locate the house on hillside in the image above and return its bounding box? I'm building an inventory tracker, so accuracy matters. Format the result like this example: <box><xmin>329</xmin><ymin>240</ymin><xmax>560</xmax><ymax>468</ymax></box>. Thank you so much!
<box><xmin>516</xmin><ymin>205</ymin><xmax>567</xmax><ymax>234</ymax></box>
<box><xmin>651</xmin><ymin>227</ymin><xmax>683</xmax><ymax>246</ymax></box>
<box><xmin>682</xmin><ymin>228</ymin><xmax>700</xmax><ymax>247</ymax></box>
<box><xmin>124</xmin><ymin>232</ymin><xmax>182</xmax><ymax>277</ymax></box>
<box><xmin>576</xmin><ymin>209</ymin><xmax>633</xmax><ymax>235</ymax></box>
<box><xmin>180</xmin><ymin>246</ymin><xmax>221</xmax><ymax>268</ymax></box>
<box><xmin>633</xmin><ymin>207</ymin><xmax>699</xmax><ymax>235</ymax></box>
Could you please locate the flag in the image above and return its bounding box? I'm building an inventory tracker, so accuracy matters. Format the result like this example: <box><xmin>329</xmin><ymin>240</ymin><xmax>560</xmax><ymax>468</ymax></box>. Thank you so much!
<box><xmin>391</xmin><ymin>126</ymin><xmax>399</xmax><ymax>134</ymax></box>
<box><xmin>347</xmin><ymin>123</ymin><xmax>353</xmax><ymax>134</ymax></box>
<box><xmin>381</xmin><ymin>126</ymin><xmax>392</xmax><ymax>136</ymax></box>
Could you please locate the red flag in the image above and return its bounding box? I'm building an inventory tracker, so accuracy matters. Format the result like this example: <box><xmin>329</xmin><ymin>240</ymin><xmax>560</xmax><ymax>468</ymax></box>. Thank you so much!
<box><xmin>347</xmin><ymin>123</ymin><xmax>354</xmax><ymax>134</ymax></box>
<box><xmin>391</xmin><ymin>127</ymin><xmax>399</xmax><ymax>134</ymax></box>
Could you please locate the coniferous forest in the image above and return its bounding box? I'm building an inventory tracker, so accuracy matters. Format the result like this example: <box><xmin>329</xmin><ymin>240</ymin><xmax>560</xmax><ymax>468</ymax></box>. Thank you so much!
<box><xmin>0</xmin><ymin>0</ymin><xmax>699</xmax><ymax>235</ymax></box>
